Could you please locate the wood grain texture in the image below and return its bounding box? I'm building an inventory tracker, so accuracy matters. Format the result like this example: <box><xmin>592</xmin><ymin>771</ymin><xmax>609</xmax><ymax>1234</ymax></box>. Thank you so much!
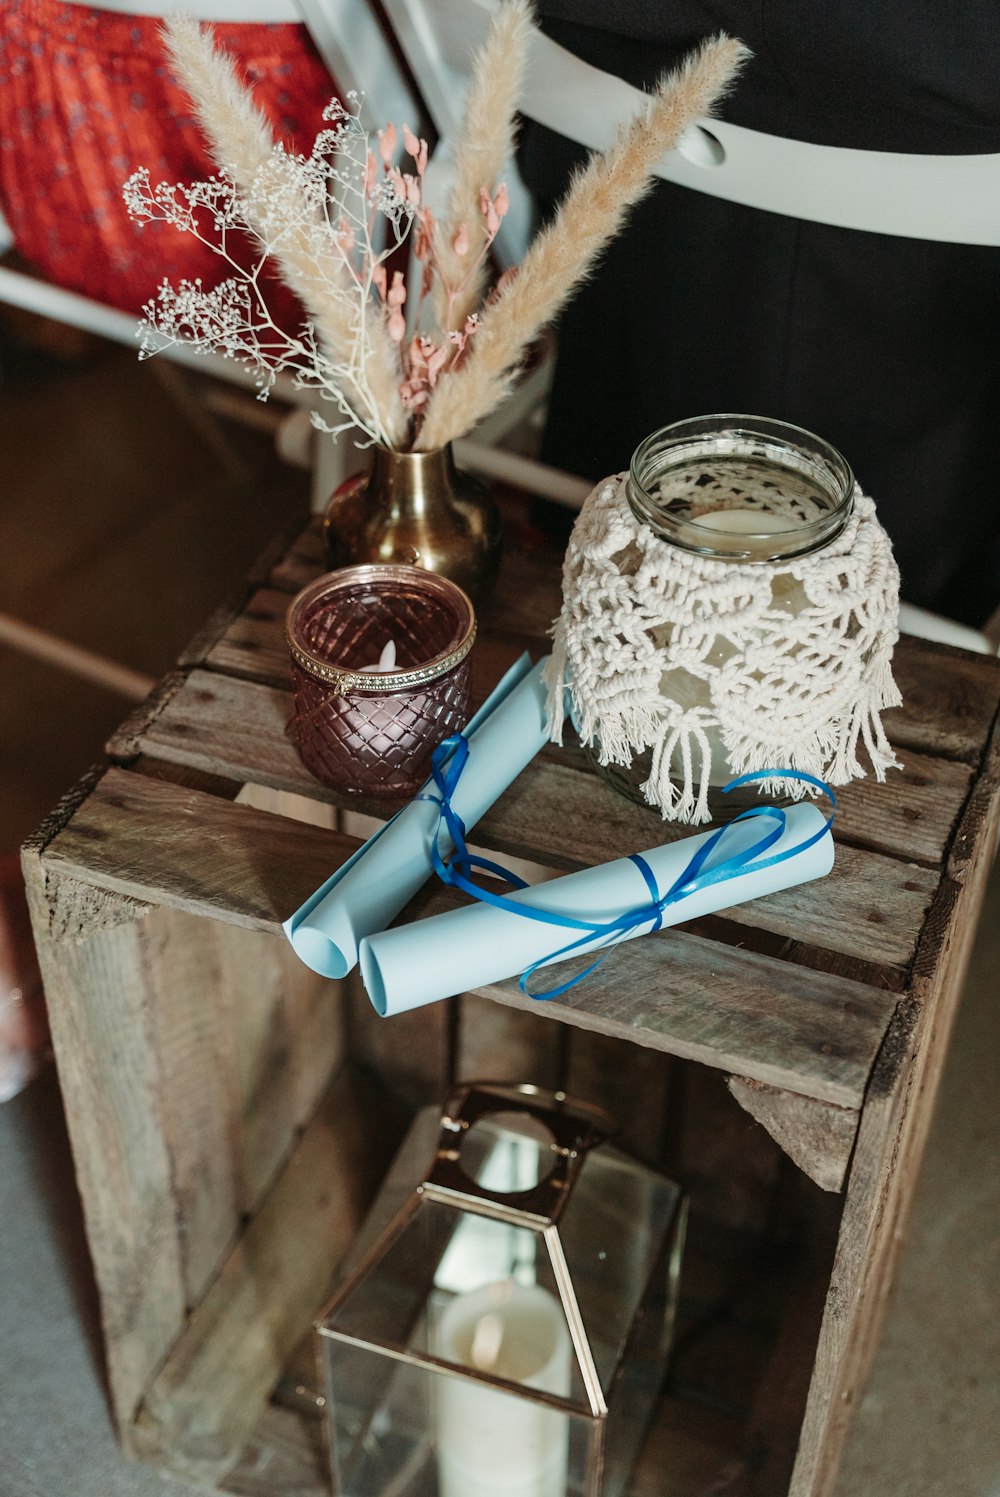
<box><xmin>130</xmin><ymin>1066</ymin><xmax>404</xmax><ymax>1486</ymax></box>
<box><xmin>457</xmin><ymin>991</ymin><xmax>563</xmax><ymax>1090</ymax></box>
<box><xmin>41</xmin><ymin>767</ymin><xmax>897</xmax><ymax>1108</ymax></box>
<box><xmin>214</xmin><ymin>922</ymin><xmax>347</xmax><ymax>1215</ymax></box>
<box><xmin>200</xmin><ymin>585</ymin><xmax>977</xmax><ymax>870</ymax></box>
<box><xmin>886</xmin><ymin>633</ymin><xmax>1000</xmax><ymax>761</ymax></box>
<box><xmin>790</xmin><ymin>711</ymin><xmax>1000</xmax><ymax>1497</ymax></box>
<box><xmin>20</xmin><ymin>858</ymin><xmax>186</xmax><ymax>1443</ymax></box>
<box><xmin>460</xmin><ymin>918</ymin><xmax>895</xmax><ymax>1108</ymax></box>
<box><xmin>726</xmin><ymin>1078</ymin><xmax>858</xmax><ymax>1193</ymax></box>
<box><xmin>126</xmin><ymin>669</ymin><xmax>938</xmax><ymax>971</ymax></box>
<box><xmin>43</xmin><ymin>766</ymin><xmax>359</xmax><ymax>930</ymax></box>
<box><xmin>345</xmin><ymin>969</ymin><xmax>451</xmax><ymax>1107</ymax></box>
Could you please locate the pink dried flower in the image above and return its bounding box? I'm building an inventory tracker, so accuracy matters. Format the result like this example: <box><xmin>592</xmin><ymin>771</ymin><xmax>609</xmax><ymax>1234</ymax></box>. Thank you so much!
<box><xmin>414</xmin><ymin>207</ymin><xmax>435</xmax><ymax>262</ymax></box>
<box><xmin>494</xmin><ymin>183</ymin><xmax>509</xmax><ymax>218</ymax></box>
<box><xmin>387</xmin><ymin>308</ymin><xmax>406</xmax><ymax>342</ymax></box>
<box><xmin>378</xmin><ymin>123</ymin><xmax>397</xmax><ymax>165</ymax></box>
<box><xmin>403</xmin><ymin>123</ymin><xmax>422</xmax><ymax>162</ymax></box>
<box><xmin>452</xmin><ymin>223</ymin><xmax>469</xmax><ymax>257</ymax></box>
<box><xmin>387</xmin><ymin>270</ymin><xmax>406</xmax><ymax>309</ymax></box>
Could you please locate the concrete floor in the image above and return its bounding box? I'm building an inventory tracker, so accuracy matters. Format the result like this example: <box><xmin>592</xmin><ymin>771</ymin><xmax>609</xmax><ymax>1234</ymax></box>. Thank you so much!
<box><xmin>0</xmin><ymin>329</ymin><xmax>998</xmax><ymax>1496</ymax></box>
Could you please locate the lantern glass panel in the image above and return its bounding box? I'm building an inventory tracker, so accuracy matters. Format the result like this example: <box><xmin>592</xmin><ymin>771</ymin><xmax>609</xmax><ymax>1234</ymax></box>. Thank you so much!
<box><xmin>325</xmin><ymin>1193</ymin><xmax>590</xmax><ymax>1408</ymax></box>
<box><xmin>319</xmin><ymin>1089</ymin><xmax>686</xmax><ymax>1497</ymax></box>
<box><xmin>555</xmin><ymin>1139</ymin><xmax>682</xmax><ymax>1395</ymax></box>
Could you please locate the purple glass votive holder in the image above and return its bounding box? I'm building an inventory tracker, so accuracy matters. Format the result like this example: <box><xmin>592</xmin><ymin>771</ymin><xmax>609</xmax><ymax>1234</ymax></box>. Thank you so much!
<box><xmin>286</xmin><ymin>565</ymin><xmax>476</xmax><ymax>798</ymax></box>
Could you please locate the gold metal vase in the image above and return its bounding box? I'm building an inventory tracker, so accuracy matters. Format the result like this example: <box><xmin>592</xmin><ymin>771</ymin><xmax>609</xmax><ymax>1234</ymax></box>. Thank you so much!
<box><xmin>323</xmin><ymin>444</ymin><xmax>502</xmax><ymax>603</ymax></box>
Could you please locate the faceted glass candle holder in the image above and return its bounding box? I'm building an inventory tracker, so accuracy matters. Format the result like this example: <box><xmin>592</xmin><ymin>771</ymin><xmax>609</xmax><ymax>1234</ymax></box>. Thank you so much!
<box><xmin>286</xmin><ymin>565</ymin><xmax>476</xmax><ymax>798</ymax></box>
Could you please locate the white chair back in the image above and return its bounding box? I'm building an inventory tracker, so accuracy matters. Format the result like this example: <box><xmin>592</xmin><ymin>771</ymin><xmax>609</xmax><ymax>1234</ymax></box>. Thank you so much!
<box><xmin>386</xmin><ymin>0</ymin><xmax>1000</xmax><ymax>247</ymax></box>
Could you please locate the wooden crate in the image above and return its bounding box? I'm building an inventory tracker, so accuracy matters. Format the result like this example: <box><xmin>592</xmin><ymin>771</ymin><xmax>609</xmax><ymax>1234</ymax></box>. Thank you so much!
<box><xmin>22</xmin><ymin>513</ymin><xmax>1000</xmax><ymax>1497</ymax></box>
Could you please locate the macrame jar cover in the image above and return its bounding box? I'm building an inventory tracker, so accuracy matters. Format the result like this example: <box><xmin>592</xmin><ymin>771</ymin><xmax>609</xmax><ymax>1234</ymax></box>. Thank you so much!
<box><xmin>546</xmin><ymin>473</ymin><xmax>902</xmax><ymax>825</ymax></box>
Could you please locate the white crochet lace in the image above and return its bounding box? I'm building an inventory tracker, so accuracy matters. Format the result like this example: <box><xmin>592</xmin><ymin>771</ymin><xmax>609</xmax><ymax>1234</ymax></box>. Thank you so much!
<box><xmin>546</xmin><ymin>473</ymin><xmax>902</xmax><ymax>824</ymax></box>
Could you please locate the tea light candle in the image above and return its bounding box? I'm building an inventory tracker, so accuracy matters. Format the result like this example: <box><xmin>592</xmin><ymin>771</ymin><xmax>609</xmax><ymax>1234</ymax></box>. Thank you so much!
<box><xmin>359</xmin><ymin>638</ymin><xmax>398</xmax><ymax>673</ymax></box>
<box><xmin>286</xmin><ymin>566</ymin><xmax>476</xmax><ymax>798</ymax></box>
<box><xmin>435</xmin><ymin>1280</ymin><xmax>572</xmax><ymax>1497</ymax></box>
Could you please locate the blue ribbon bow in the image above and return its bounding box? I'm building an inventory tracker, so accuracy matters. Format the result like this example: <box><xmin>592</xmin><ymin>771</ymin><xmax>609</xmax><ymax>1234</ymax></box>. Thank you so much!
<box><xmin>422</xmin><ymin>736</ymin><xmax>834</xmax><ymax>1000</ymax></box>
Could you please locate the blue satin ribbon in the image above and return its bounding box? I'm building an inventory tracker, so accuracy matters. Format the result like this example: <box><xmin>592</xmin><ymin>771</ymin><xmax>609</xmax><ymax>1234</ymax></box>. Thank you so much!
<box><xmin>422</xmin><ymin>737</ymin><xmax>835</xmax><ymax>1000</ymax></box>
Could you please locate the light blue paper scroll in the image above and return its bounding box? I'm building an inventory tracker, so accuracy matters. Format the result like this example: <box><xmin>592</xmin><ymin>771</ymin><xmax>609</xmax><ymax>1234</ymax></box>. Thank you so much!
<box><xmin>283</xmin><ymin>654</ymin><xmax>550</xmax><ymax>978</ymax></box>
<box><xmin>359</xmin><ymin>802</ymin><xmax>834</xmax><ymax>1015</ymax></box>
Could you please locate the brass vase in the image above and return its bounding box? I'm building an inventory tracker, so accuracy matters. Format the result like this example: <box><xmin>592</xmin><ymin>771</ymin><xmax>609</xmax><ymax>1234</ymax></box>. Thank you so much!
<box><xmin>323</xmin><ymin>445</ymin><xmax>502</xmax><ymax>603</ymax></box>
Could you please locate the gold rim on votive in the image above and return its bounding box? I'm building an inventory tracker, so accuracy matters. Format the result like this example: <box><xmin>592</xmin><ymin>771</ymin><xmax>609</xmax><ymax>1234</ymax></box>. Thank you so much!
<box><xmin>285</xmin><ymin>564</ymin><xmax>477</xmax><ymax>695</ymax></box>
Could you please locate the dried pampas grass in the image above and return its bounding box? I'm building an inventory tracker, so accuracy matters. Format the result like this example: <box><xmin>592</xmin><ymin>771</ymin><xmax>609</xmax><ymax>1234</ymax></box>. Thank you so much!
<box><xmin>417</xmin><ymin>33</ymin><xmax>749</xmax><ymax>452</ymax></box>
<box><xmin>432</xmin><ymin>0</ymin><xmax>533</xmax><ymax>330</ymax></box>
<box><xmin>162</xmin><ymin>15</ymin><xmax>407</xmax><ymax>445</ymax></box>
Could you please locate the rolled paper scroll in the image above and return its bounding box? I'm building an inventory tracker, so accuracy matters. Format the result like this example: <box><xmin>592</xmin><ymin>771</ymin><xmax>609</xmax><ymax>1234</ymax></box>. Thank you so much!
<box><xmin>359</xmin><ymin>802</ymin><xmax>834</xmax><ymax>1016</ymax></box>
<box><xmin>283</xmin><ymin>654</ymin><xmax>550</xmax><ymax>979</ymax></box>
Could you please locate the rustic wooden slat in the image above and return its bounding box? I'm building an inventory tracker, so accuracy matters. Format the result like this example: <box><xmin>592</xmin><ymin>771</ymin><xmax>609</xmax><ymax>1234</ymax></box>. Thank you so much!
<box><xmin>205</xmin><ymin>592</ymin><xmax>975</xmax><ymax>875</ymax></box>
<box><xmin>40</xmin><ymin>767</ymin><xmax>894</xmax><ymax>1108</ymax></box>
<box><xmin>125</xmin><ymin>670</ymin><xmax>938</xmax><ymax>970</ymax></box>
<box><xmin>267</xmin><ymin>517</ymin><xmax>563</xmax><ymax>650</ymax></box>
<box><xmin>345</xmin><ymin>969</ymin><xmax>451</xmax><ymax>1107</ymax></box>
<box><xmin>139</xmin><ymin>904</ymin><xmax>244</xmax><ymax>1306</ymax></box>
<box><xmin>202</xmin><ymin>585</ymin><xmax>535</xmax><ymax>719</ymax></box>
<box><xmin>726</xmin><ymin>1078</ymin><xmax>858</xmax><ymax>1193</ymax></box>
<box><xmin>267</xmin><ymin>516</ymin><xmax>326</xmax><ymax>593</ymax></box>
<box><xmin>421</xmin><ymin>891</ymin><xmax>897</xmax><ymax>1110</ymax></box>
<box><xmin>20</xmin><ymin>857</ymin><xmax>186</xmax><ymax>1442</ymax></box>
<box><xmin>214</xmin><ymin>922</ymin><xmax>347</xmax><ymax>1214</ymax></box>
<box><xmin>790</xmin><ymin>711</ymin><xmax>1000</xmax><ymax>1497</ymax></box>
<box><xmin>885</xmin><ymin>633</ymin><xmax>1000</xmax><ymax>761</ymax></box>
<box><xmin>44</xmin><ymin>766</ymin><xmax>359</xmax><ymax>929</ymax></box>
<box><xmin>457</xmin><ymin>991</ymin><xmax>563</xmax><ymax>1089</ymax></box>
<box><xmin>130</xmin><ymin>1066</ymin><xmax>406</xmax><ymax>1486</ymax></box>
<box><xmin>564</xmin><ymin>1032</ymin><xmax>675</xmax><ymax>1167</ymax></box>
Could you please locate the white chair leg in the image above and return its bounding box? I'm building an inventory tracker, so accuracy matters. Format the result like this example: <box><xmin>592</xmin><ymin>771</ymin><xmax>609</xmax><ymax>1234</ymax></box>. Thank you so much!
<box><xmin>897</xmin><ymin>602</ymin><xmax>995</xmax><ymax>655</ymax></box>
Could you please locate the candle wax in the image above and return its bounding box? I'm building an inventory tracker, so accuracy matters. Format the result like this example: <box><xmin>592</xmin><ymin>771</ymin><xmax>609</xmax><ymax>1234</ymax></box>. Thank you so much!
<box><xmin>434</xmin><ymin>1280</ymin><xmax>571</xmax><ymax>1497</ymax></box>
<box><xmin>358</xmin><ymin>638</ymin><xmax>397</xmax><ymax>673</ymax></box>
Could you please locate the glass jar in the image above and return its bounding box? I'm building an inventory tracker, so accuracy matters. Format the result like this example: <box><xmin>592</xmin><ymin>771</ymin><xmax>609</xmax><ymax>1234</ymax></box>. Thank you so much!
<box><xmin>594</xmin><ymin>415</ymin><xmax>855</xmax><ymax>818</ymax></box>
<box><xmin>286</xmin><ymin>564</ymin><xmax>476</xmax><ymax>798</ymax></box>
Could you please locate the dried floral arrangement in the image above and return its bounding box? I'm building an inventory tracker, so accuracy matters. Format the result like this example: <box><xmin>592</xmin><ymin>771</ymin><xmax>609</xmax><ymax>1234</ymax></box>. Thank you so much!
<box><xmin>124</xmin><ymin>5</ymin><xmax>746</xmax><ymax>454</ymax></box>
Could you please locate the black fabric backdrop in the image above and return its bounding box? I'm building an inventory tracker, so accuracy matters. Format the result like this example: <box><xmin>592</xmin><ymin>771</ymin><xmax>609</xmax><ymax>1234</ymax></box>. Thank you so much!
<box><xmin>517</xmin><ymin>2</ymin><xmax>1000</xmax><ymax>624</ymax></box>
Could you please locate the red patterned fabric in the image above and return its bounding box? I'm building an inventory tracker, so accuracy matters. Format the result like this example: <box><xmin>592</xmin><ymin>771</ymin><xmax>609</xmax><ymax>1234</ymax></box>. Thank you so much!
<box><xmin>0</xmin><ymin>1</ymin><xmax>338</xmax><ymax>320</ymax></box>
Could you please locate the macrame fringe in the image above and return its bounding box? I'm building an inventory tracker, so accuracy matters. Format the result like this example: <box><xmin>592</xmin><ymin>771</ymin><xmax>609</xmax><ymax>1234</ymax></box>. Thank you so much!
<box><xmin>547</xmin><ymin>475</ymin><xmax>903</xmax><ymax>824</ymax></box>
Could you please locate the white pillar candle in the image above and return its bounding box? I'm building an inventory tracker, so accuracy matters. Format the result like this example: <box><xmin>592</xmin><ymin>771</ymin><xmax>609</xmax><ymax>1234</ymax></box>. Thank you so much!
<box><xmin>434</xmin><ymin>1280</ymin><xmax>572</xmax><ymax>1497</ymax></box>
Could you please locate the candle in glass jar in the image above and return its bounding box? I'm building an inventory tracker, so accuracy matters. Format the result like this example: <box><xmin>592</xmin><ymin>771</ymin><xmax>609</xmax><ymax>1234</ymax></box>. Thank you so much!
<box><xmin>619</xmin><ymin>420</ymin><xmax>856</xmax><ymax>800</ymax></box>
<box><xmin>434</xmin><ymin>1280</ymin><xmax>571</xmax><ymax>1497</ymax></box>
<box><xmin>286</xmin><ymin>566</ymin><xmax>476</xmax><ymax>798</ymax></box>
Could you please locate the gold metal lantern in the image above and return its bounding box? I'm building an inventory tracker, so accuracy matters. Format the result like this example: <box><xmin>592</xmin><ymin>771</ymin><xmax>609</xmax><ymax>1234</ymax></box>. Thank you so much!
<box><xmin>317</xmin><ymin>1082</ymin><xmax>687</xmax><ymax>1497</ymax></box>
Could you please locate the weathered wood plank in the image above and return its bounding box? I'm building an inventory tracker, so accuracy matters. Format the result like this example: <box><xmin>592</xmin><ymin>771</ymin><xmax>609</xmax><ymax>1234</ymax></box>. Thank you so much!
<box><xmin>130</xmin><ymin>1066</ymin><xmax>406</xmax><ymax>1486</ymax></box>
<box><xmin>214</xmin><ymin>922</ymin><xmax>347</xmax><ymax>1214</ymax></box>
<box><xmin>446</xmin><ymin>908</ymin><xmax>895</xmax><ymax>1109</ymax></box>
<box><xmin>790</xmin><ymin>711</ymin><xmax>1000</xmax><ymax>1496</ymax></box>
<box><xmin>564</xmin><ymin>1031</ymin><xmax>675</xmax><ymax>1167</ymax></box>
<box><xmin>886</xmin><ymin>633</ymin><xmax>1000</xmax><ymax>762</ymax></box>
<box><xmin>345</xmin><ymin>969</ymin><xmax>451</xmax><ymax>1107</ymax></box>
<box><xmin>20</xmin><ymin>856</ymin><xmax>186</xmax><ymax>1443</ymax></box>
<box><xmin>207</xmin><ymin>594</ymin><xmax>974</xmax><ymax>874</ymax></box>
<box><xmin>267</xmin><ymin>517</ymin><xmax>563</xmax><ymax>650</ymax></box>
<box><xmin>267</xmin><ymin>516</ymin><xmax>326</xmax><ymax>593</ymax></box>
<box><xmin>40</xmin><ymin>768</ymin><xmax>895</xmax><ymax>1107</ymax></box>
<box><xmin>123</xmin><ymin>671</ymin><xmax>937</xmax><ymax>969</ymax></box>
<box><xmin>44</xmin><ymin>766</ymin><xmax>359</xmax><ymax>930</ymax></box>
<box><xmin>457</xmin><ymin>991</ymin><xmax>563</xmax><ymax>1089</ymax></box>
<box><xmin>140</xmin><ymin>904</ymin><xmax>243</xmax><ymax>1306</ymax></box>
<box><xmin>727</xmin><ymin>1078</ymin><xmax>858</xmax><ymax>1193</ymax></box>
